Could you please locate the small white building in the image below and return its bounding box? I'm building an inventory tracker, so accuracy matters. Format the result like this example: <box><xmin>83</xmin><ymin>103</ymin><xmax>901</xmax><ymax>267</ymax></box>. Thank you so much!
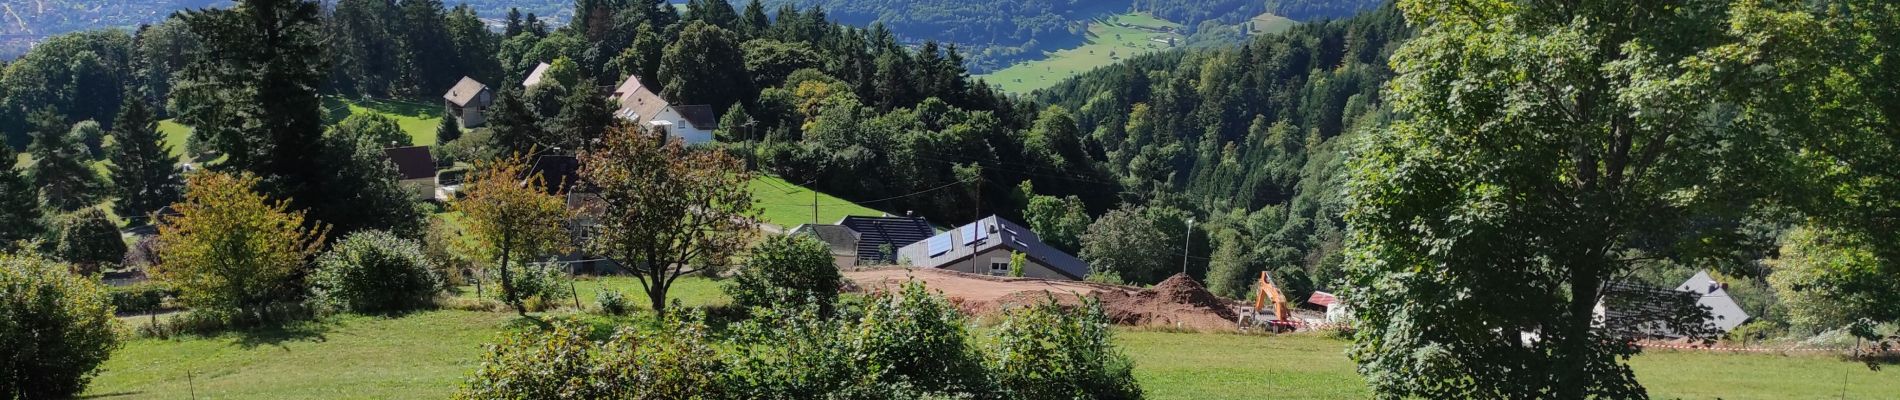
<box><xmin>609</xmin><ymin>74</ymin><xmax>718</xmax><ymax>145</ymax></box>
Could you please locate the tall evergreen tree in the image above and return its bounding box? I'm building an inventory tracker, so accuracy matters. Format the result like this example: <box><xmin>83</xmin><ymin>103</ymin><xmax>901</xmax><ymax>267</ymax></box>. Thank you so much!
<box><xmin>0</xmin><ymin>144</ymin><xmax>44</xmax><ymax>250</ymax></box>
<box><xmin>106</xmin><ymin>96</ymin><xmax>181</xmax><ymax>220</ymax></box>
<box><xmin>398</xmin><ymin>0</ymin><xmax>457</xmax><ymax>97</ymax></box>
<box><xmin>547</xmin><ymin>87</ymin><xmax>615</xmax><ymax>152</ymax></box>
<box><xmin>739</xmin><ymin>0</ymin><xmax>770</xmax><ymax>38</ymax></box>
<box><xmin>26</xmin><ymin>111</ymin><xmax>105</xmax><ymax>212</ymax></box>
<box><xmin>173</xmin><ymin>0</ymin><xmax>328</xmax><ymax>210</ymax></box>
<box><xmin>436</xmin><ymin>111</ymin><xmax>462</xmax><ymax>143</ymax></box>
<box><xmin>503</xmin><ymin>8</ymin><xmax>524</xmax><ymax>38</ymax></box>
<box><xmin>446</xmin><ymin>5</ymin><xmax>502</xmax><ymax>86</ymax></box>
<box><xmin>685</xmin><ymin>0</ymin><xmax>741</xmax><ymax>30</ymax></box>
<box><xmin>488</xmin><ymin>88</ymin><xmax>545</xmax><ymax>156</ymax></box>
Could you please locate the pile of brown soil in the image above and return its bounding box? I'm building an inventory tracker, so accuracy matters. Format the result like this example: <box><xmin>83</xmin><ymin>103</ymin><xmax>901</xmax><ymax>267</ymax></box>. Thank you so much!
<box><xmin>1095</xmin><ymin>273</ymin><xmax>1240</xmax><ymax>331</ymax></box>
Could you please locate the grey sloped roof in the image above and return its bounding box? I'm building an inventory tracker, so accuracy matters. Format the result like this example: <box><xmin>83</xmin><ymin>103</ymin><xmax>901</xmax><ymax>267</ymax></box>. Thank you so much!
<box><xmin>840</xmin><ymin>215</ymin><xmax>933</xmax><ymax>263</ymax></box>
<box><xmin>523</xmin><ymin>62</ymin><xmax>552</xmax><ymax>88</ymax></box>
<box><xmin>672</xmin><ymin>105</ymin><xmax>717</xmax><ymax>130</ymax></box>
<box><xmin>1676</xmin><ymin>270</ymin><xmax>1752</xmax><ymax>332</ymax></box>
<box><xmin>790</xmin><ymin>224</ymin><xmax>859</xmax><ymax>255</ymax></box>
<box><xmin>895</xmin><ymin>215</ymin><xmax>1089</xmax><ymax>279</ymax></box>
<box><xmin>443</xmin><ymin>77</ymin><xmax>491</xmax><ymax>107</ymax></box>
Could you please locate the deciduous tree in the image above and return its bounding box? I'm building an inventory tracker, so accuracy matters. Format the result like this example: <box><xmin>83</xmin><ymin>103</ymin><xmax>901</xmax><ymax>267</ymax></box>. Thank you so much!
<box><xmin>580</xmin><ymin>126</ymin><xmax>755</xmax><ymax>315</ymax></box>
<box><xmin>452</xmin><ymin>155</ymin><xmax>572</xmax><ymax>316</ymax></box>
<box><xmin>155</xmin><ymin>172</ymin><xmax>327</xmax><ymax>323</ymax></box>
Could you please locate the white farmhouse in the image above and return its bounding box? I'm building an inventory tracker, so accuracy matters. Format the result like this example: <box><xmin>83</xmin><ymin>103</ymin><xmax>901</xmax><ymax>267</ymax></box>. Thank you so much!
<box><xmin>609</xmin><ymin>74</ymin><xmax>718</xmax><ymax>145</ymax></box>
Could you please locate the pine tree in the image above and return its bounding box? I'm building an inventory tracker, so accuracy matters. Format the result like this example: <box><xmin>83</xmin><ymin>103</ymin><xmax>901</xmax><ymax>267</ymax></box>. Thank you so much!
<box><xmin>0</xmin><ymin>145</ymin><xmax>45</xmax><ymax>250</ymax></box>
<box><xmin>714</xmin><ymin>105</ymin><xmax>753</xmax><ymax>142</ymax></box>
<box><xmin>739</xmin><ymin>0</ymin><xmax>770</xmax><ymax>38</ymax></box>
<box><xmin>107</xmin><ymin>97</ymin><xmax>182</xmax><ymax>220</ymax></box>
<box><xmin>437</xmin><ymin>111</ymin><xmax>463</xmax><ymax>143</ymax></box>
<box><xmin>488</xmin><ymin>88</ymin><xmax>544</xmax><ymax>156</ymax></box>
<box><xmin>173</xmin><ymin>0</ymin><xmax>328</xmax><ymax>210</ymax></box>
<box><xmin>503</xmin><ymin>8</ymin><xmax>523</xmax><ymax>38</ymax></box>
<box><xmin>26</xmin><ymin>111</ymin><xmax>105</xmax><ymax>212</ymax></box>
<box><xmin>547</xmin><ymin>87</ymin><xmax>614</xmax><ymax>152</ymax></box>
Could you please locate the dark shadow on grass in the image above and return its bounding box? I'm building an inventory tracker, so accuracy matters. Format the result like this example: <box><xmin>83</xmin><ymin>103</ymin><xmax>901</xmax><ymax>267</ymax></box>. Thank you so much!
<box><xmin>79</xmin><ymin>391</ymin><xmax>144</xmax><ymax>399</ymax></box>
<box><xmin>231</xmin><ymin>319</ymin><xmax>331</xmax><ymax>350</ymax></box>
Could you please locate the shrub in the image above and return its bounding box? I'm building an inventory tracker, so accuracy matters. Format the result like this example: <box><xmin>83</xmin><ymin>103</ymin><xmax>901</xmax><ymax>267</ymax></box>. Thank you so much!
<box><xmin>727</xmin><ymin>234</ymin><xmax>841</xmax><ymax>313</ymax></box>
<box><xmin>851</xmin><ymin>282</ymin><xmax>994</xmax><ymax>395</ymax></box>
<box><xmin>312</xmin><ymin>230</ymin><xmax>442</xmax><ymax>314</ymax></box>
<box><xmin>501</xmin><ymin>261</ymin><xmax>572</xmax><ymax>309</ymax></box>
<box><xmin>455</xmin><ymin>316</ymin><xmax>727</xmax><ymax>399</ymax></box>
<box><xmin>154</xmin><ymin>172</ymin><xmax>326</xmax><ymax>325</ymax></box>
<box><xmin>0</xmin><ymin>252</ymin><xmax>120</xmax><ymax>399</ymax></box>
<box><xmin>109</xmin><ymin>280</ymin><xmax>176</xmax><ymax>313</ymax></box>
<box><xmin>56</xmin><ymin>208</ymin><xmax>127</xmax><ymax>275</ymax></box>
<box><xmin>598</xmin><ymin>289</ymin><xmax>631</xmax><ymax>315</ymax></box>
<box><xmin>986</xmin><ymin>296</ymin><xmax>1143</xmax><ymax>399</ymax></box>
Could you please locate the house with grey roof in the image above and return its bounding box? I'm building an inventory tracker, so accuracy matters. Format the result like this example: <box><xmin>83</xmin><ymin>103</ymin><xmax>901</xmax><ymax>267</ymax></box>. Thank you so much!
<box><xmin>790</xmin><ymin>224</ymin><xmax>860</xmax><ymax>268</ymax></box>
<box><xmin>839</xmin><ymin>215</ymin><xmax>934</xmax><ymax>265</ymax></box>
<box><xmin>1592</xmin><ymin>270</ymin><xmax>1752</xmax><ymax>339</ymax></box>
<box><xmin>1675</xmin><ymin>270</ymin><xmax>1751</xmax><ymax>333</ymax></box>
<box><xmin>442</xmin><ymin>77</ymin><xmax>494</xmax><ymax>128</ymax></box>
<box><xmin>609</xmin><ymin>74</ymin><xmax>717</xmax><ymax>144</ymax></box>
<box><xmin>895</xmin><ymin>215</ymin><xmax>1089</xmax><ymax>280</ymax></box>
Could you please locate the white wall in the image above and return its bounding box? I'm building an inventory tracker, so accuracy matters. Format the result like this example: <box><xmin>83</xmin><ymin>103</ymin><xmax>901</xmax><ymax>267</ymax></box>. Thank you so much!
<box><xmin>651</xmin><ymin>107</ymin><xmax>715</xmax><ymax>145</ymax></box>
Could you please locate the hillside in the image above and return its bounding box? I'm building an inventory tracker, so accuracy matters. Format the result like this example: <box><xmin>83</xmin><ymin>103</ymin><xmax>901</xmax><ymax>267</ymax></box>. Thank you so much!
<box><xmin>763</xmin><ymin>0</ymin><xmax>1384</xmax><ymax>73</ymax></box>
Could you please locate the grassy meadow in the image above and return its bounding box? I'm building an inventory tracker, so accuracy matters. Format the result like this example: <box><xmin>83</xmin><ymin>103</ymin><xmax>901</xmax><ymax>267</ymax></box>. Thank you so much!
<box><xmin>86</xmin><ymin>275</ymin><xmax>1899</xmax><ymax>399</ymax></box>
<box><xmin>747</xmin><ymin>175</ymin><xmax>891</xmax><ymax>229</ymax></box>
<box><xmin>980</xmin><ymin>13</ymin><xmax>1183</xmax><ymax>94</ymax></box>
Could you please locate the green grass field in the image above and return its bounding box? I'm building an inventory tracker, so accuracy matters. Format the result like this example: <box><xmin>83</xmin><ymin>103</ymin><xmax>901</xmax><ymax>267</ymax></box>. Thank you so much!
<box><xmin>155</xmin><ymin>97</ymin><xmax>449</xmax><ymax>164</ymax></box>
<box><xmin>87</xmin><ymin>279</ymin><xmax>1899</xmax><ymax>400</ymax></box>
<box><xmin>1248</xmin><ymin>13</ymin><xmax>1298</xmax><ymax>35</ymax></box>
<box><xmin>980</xmin><ymin>13</ymin><xmax>1183</xmax><ymax>94</ymax></box>
<box><xmin>748</xmin><ymin>175</ymin><xmax>890</xmax><ymax>229</ymax></box>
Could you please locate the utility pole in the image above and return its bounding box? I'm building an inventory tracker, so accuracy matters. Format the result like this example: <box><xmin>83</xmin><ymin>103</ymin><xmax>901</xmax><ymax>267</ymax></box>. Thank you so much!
<box><xmin>1182</xmin><ymin>217</ymin><xmax>1195</xmax><ymax>275</ymax></box>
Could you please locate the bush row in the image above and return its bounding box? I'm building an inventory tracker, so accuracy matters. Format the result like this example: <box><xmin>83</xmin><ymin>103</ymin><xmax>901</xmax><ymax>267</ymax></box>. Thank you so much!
<box><xmin>456</xmin><ymin>282</ymin><xmax>1144</xmax><ymax>400</ymax></box>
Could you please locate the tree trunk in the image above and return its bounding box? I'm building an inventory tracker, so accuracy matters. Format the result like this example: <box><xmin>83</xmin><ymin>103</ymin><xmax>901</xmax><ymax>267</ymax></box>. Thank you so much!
<box><xmin>647</xmin><ymin>274</ymin><xmax>670</xmax><ymax>316</ymax></box>
<box><xmin>1554</xmin><ymin>256</ymin><xmax>1605</xmax><ymax>398</ymax></box>
<box><xmin>499</xmin><ymin>230</ymin><xmax>525</xmax><ymax>317</ymax></box>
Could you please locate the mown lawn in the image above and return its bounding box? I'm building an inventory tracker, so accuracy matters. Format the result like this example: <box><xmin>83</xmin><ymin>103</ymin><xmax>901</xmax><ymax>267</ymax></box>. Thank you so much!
<box><xmin>980</xmin><ymin>13</ymin><xmax>1183</xmax><ymax>94</ymax></box>
<box><xmin>155</xmin><ymin>97</ymin><xmax>448</xmax><ymax>164</ymax></box>
<box><xmin>88</xmin><ymin>292</ymin><xmax>1899</xmax><ymax>400</ymax></box>
<box><xmin>748</xmin><ymin>175</ymin><xmax>890</xmax><ymax>229</ymax></box>
<box><xmin>451</xmin><ymin>275</ymin><xmax>731</xmax><ymax>311</ymax></box>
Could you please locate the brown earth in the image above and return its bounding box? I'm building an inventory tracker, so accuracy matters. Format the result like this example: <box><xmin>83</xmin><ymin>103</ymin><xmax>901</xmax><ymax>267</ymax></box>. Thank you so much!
<box><xmin>842</xmin><ymin>268</ymin><xmax>1242</xmax><ymax>331</ymax></box>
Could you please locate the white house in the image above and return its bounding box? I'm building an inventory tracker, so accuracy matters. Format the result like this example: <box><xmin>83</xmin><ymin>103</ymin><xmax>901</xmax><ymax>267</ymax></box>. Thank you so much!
<box><xmin>609</xmin><ymin>74</ymin><xmax>718</xmax><ymax>145</ymax></box>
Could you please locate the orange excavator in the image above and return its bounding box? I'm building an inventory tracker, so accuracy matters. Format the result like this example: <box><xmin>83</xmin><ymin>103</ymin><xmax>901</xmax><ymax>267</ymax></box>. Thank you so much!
<box><xmin>1244</xmin><ymin>271</ymin><xmax>1297</xmax><ymax>332</ymax></box>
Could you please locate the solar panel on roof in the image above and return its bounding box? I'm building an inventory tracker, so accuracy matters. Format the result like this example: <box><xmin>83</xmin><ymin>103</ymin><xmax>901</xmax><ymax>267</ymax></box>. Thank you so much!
<box><xmin>960</xmin><ymin>225</ymin><xmax>977</xmax><ymax>245</ymax></box>
<box><xmin>927</xmin><ymin>236</ymin><xmax>951</xmax><ymax>256</ymax></box>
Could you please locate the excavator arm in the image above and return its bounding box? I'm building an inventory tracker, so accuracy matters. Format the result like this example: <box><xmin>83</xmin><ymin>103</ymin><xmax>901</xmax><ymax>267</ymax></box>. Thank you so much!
<box><xmin>1253</xmin><ymin>271</ymin><xmax>1290</xmax><ymax>323</ymax></box>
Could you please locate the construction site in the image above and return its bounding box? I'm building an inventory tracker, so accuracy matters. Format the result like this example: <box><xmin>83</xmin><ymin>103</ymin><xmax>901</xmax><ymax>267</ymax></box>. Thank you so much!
<box><xmin>842</xmin><ymin>267</ymin><xmax>1334</xmax><ymax>332</ymax></box>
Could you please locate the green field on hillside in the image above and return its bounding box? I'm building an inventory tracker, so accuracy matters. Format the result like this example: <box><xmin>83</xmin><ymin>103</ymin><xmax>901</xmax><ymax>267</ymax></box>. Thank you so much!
<box><xmin>1248</xmin><ymin>13</ymin><xmax>1298</xmax><ymax>35</ymax></box>
<box><xmin>87</xmin><ymin>279</ymin><xmax>1899</xmax><ymax>399</ymax></box>
<box><xmin>980</xmin><ymin>13</ymin><xmax>1183</xmax><ymax>94</ymax></box>
<box><xmin>748</xmin><ymin>175</ymin><xmax>890</xmax><ymax>229</ymax></box>
<box><xmin>155</xmin><ymin>97</ymin><xmax>449</xmax><ymax>164</ymax></box>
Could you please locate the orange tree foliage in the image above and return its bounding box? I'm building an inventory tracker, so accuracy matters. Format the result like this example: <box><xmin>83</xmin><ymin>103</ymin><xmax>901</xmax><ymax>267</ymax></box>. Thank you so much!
<box><xmin>452</xmin><ymin>153</ymin><xmax>573</xmax><ymax>316</ymax></box>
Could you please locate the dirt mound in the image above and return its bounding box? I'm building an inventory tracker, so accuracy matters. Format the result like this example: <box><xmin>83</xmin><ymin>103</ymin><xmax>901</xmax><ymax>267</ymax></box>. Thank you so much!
<box><xmin>1096</xmin><ymin>274</ymin><xmax>1239</xmax><ymax>331</ymax></box>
